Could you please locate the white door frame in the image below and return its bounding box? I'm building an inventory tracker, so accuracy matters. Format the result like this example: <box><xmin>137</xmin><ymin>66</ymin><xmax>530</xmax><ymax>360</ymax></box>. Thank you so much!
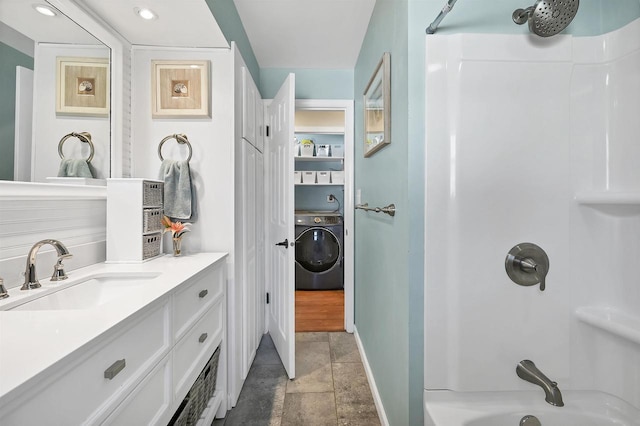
<box><xmin>294</xmin><ymin>99</ymin><xmax>355</xmax><ymax>333</ymax></box>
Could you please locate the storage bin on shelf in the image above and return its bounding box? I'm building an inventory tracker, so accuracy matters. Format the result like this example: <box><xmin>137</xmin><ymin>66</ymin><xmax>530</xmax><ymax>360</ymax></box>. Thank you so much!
<box><xmin>317</xmin><ymin>171</ymin><xmax>331</xmax><ymax>184</ymax></box>
<box><xmin>302</xmin><ymin>171</ymin><xmax>316</xmax><ymax>184</ymax></box>
<box><xmin>331</xmin><ymin>171</ymin><xmax>344</xmax><ymax>184</ymax></box>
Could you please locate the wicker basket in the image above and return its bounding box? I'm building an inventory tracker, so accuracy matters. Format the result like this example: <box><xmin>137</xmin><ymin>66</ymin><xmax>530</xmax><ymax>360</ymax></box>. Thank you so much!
<box><xmin>142</xmin><ymin>181</ymin><xmax>163</xmax><ymax>207</ymax></box>
<box><xmin>143</xmin><ymin>208</ymin><xmax>163</xmax><ymax>233</ymax></box>
<box><xmin>142</xmin><ymin>233</ymin><xmax>161</xmax><ymax>260</ymax></box>
<box><xmin>169</xmin><ymin>346</ymin><xmax>221</xmax><ymax>426</ymax></box>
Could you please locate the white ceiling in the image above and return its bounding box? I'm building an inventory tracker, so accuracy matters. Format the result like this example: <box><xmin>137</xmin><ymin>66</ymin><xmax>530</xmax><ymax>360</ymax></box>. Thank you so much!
<box><xmin>0</xmin><ymin>0</ymin><xmax>100</xmax><ymax>45</ymax></box>
<box><xmin>233</xmin><ymin>0</ymin><xmax>376</xmax><ymax>69</ymax></box>
<box><xmin>1</xmin><ymin>0</ymin><xmax>375</xmax><ymax>69</ymax></box>
<box><xmin>82</xmin><ymin>0</ymin><xmax>228</xmax><ymax>48</ymax></box>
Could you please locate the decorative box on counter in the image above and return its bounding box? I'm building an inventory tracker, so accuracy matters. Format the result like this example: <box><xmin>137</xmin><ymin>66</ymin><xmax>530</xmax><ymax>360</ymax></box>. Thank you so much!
<box><xmin>106</xmin><ymin>178</ymin><xmax>164</xmax><ymax>263</ymax></box>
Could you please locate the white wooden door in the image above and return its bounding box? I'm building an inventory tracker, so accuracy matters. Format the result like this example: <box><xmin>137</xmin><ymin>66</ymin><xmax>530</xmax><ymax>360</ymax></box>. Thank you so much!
<box><xmin>266</xmin><ymin>74</ymin><xmax>295</xmax><ymax>378</ymax></box>
<box><xmin>241</xmin><ymin>140</ymin><xmax>257</xmax><ymax>378</ymax></box>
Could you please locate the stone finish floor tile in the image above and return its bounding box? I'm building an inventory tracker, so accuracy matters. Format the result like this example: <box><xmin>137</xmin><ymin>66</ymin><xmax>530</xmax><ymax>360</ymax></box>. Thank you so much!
<box><xmin>286</xmin><ymin>341</ymin><xmax>334</xmax><ymax>394</ymax></box>
<box><xmin>224</xmin><ymin>363</ymin><xmax>287</xmax><ymax>426</ymax></box>
<box><xmin>296</xmin><ymin>332</ymin><xmax>329</xmax><ymax>342</ymax></box>
<box><xmin>254</xmin><ymin>334</ymin><xmax>283</xmax><ymax>366</ymax></box>
<box><xmin>332</xmin><ymin>362</ymin><xmax>380</xmax><ymax>426</ymax></box>
<box><xmin>281</xmin><ymin>392</ymin><xmax>337</xmax><ymax>426</ymax></box>
<box><xmin>328</xmin><ymin>332</ymin><xmax>361</xmax><ymax>363</ymax></box>
<box><xmin>219</xmin><ymin>333</ymin><xmax>380</xmax><ymax>426</ymax></box>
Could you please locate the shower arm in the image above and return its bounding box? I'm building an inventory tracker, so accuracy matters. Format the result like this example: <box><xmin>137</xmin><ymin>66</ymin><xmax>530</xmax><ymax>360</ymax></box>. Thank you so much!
<box><xmin>426</xmin><ymin>0</ymin><xmax>459</xmax><ymax>34</ymax></box>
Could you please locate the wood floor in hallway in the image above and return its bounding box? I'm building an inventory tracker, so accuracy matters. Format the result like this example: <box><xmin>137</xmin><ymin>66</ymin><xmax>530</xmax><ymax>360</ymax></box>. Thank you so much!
<box><xmin>295</xmin><ymin>290</ymin><xmax>344</xmax><ymax>332</ymax></box>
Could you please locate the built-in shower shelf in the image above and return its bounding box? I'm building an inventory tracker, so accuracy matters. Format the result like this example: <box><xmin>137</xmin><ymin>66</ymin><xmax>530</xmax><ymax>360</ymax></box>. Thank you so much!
<box><xmin>575</xmin><ymin>307</ymin><xmax>640</xmax><ymax>345</ymax></box>
<box><xmin>575</xmin><ymin>191</ymin><xmax>640</xmax><ymax>205</ymax></box>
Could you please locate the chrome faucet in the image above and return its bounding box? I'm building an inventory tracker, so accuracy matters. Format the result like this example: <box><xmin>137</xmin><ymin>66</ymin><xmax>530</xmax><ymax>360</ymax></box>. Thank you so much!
<box><xmin>22</xmin><ymin>239</ymin><xmax>72</xmax><ymax>290</ymax></box>
<box><xmin>0</xmin><ymin>277</ymin><xmax>8</xmax><ymax>299</ymax></box>
<box><xmin>516</xmin><ymin>360</ymin><xmax>564</xmax><ymax>406</ymax></box>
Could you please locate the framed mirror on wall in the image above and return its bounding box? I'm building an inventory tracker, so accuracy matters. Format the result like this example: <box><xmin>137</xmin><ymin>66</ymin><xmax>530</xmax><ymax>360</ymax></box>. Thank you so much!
<box><xmin>0</xmin><ymin>0</ymin><xmax>111</xmax><ymax>182</ymax></box>
<box><xmin>363</xmin><ymin>51</ymin><xmax>390</xmax><ymax>158</ymax></box>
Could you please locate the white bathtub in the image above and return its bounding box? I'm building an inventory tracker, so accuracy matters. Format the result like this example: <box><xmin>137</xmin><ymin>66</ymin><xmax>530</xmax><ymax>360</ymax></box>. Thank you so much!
<box><xmin>424</xmin><ymin>391</ymin><xmax>640</xmax><ymax>426</ymax></box>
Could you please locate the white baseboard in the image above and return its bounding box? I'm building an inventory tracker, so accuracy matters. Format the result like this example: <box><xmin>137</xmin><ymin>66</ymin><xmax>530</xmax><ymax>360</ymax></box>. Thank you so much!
<box><xmin>353</xmin><ymin>326</ymin><xmax>389</xmax><ymax>426</ymax></box>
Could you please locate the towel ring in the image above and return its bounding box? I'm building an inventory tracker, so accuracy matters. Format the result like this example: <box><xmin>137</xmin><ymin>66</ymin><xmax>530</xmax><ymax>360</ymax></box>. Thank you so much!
<box><xmin>158</xmin><ymin>133</ymin><xmax>192</xmax><ymax>163</ymax></box>
<box><xmin>58</xmin><ymin>132</ymin><xmax>94</xmax><ymax>163</ymax></box>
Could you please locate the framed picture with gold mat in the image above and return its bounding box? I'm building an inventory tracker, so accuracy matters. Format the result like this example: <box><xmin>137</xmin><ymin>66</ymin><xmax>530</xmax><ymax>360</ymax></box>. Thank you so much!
<box><xmin>151</xmin><ymin>60</ymin><xmax>210</xmax><ymax>118</ymax></box>
<box><xmin>56</xmin><ymin>56</ymin><xmax>109</xmax><ymax>117</ymax></box>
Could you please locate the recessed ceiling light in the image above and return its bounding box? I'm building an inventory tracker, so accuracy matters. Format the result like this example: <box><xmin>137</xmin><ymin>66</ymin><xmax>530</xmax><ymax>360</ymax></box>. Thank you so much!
<box><xmin>33</xmin><ymin>4</ymin><xmax>57</xmax><ymax>17</ymax></box>
<box><xmin>134</xmin><ymin>7</ymin><xmax>158</xmax><ymax>20</ymax></box>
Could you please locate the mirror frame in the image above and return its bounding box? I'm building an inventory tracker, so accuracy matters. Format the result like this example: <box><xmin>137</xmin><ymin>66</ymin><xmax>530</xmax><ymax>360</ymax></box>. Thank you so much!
<box><xmin>363</xmin><ymin>52</ymin><xmax>391</xmax><ymax>158</ymax></box>
<box><xmin>47</xmin><ymin>0</ymin><xmax>127</xmax><ymax>178</ymax></box>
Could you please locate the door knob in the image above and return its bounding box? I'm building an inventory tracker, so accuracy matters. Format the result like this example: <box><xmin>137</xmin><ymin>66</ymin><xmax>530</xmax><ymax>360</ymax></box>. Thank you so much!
<box><xmin>275</xmin><ymin>238</ymin><xmax>289</xmax><ymax>248</ymax></box>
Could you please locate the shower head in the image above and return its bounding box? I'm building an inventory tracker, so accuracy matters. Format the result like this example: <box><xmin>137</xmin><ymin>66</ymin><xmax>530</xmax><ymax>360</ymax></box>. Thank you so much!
<box><xmin>512</xmin><ymin>0</ymin><xmax>579</xmax><ymax>37</ymax></box>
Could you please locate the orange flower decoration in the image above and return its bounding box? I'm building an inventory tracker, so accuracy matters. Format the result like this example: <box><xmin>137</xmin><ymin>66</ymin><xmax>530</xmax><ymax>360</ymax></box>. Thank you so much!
<box><xmin>161</xmin><ymin>216</ymin><xmax>191</xmax><ymax>238</ymax></box>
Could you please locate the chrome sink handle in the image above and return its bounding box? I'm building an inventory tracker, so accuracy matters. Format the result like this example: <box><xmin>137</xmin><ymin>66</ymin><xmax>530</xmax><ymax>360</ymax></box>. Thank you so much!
<box><xmin>505</xmin><ymin>243</ymin><xmax>549</xmax><ymax>291</ymax></box>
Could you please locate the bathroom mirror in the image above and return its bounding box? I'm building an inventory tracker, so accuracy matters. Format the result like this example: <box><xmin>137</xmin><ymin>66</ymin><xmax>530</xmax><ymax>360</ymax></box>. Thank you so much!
<box><xmin>0</xmin><ymin>0</ymin><xmax>110</xmax><ymax>182</ymax></box>
<box><xmin>363</xmin><ymin>52</ymin><xmax>391</xmax><ymax>158</ymax></box>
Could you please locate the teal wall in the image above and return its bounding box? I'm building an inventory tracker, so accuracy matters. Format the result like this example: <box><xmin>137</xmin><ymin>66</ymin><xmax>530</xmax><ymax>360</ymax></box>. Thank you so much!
<box><xmin>205</xmin><ymin>0</ymin><xmax>261</xmax><ymax>92</ymax></box>
<box><xmin>260</xmin><ymin>68</ymin><xmax>353</xmax><ymax>99</ymax></box>
<box><xmin>0</xmin><ymin>42</ymin><xmax>33</xmax><ymax>181</ymax></box>
<box><xmin>353</xmin><ymin>1</ymin><xmax>412</xmax><ymax>425</ymax></box>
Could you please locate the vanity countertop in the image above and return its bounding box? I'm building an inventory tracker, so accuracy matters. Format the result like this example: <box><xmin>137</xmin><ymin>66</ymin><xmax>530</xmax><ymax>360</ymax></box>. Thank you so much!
<box><xmin>0</xmin><ymin>252</ymin><xmax>227</xmax><ymax>404</ymax></box>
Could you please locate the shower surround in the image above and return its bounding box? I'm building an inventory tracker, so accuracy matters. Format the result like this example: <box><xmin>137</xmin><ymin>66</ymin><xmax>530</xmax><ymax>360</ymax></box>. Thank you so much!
<box><xmin>424</xmin><ymin>18</ymin><xmax>640</xmax><ymax>424</ymax></box>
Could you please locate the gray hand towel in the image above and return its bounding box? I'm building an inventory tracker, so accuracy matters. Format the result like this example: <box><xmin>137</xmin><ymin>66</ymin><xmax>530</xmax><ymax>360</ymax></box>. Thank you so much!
<box><xmin>159</xmin><ymin>159</ymin><xmax>193</xmax><ymax>220</ymax></box>
<box><xmin>57</xmin><ymin>159</ymin><xmax>94</xmax><ymax>178</ymax></box>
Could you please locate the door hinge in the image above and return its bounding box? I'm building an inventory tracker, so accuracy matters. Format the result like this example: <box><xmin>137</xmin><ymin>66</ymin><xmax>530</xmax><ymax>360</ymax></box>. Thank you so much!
<box><xmin>266</xmin><ymin>125</ymin><xmax>270</xmax><ymax>137</ymax></box>
<box><xmin>266</xmin><ymin>292</ymin><xmax>270</xmax><ymax>304</ymax></box>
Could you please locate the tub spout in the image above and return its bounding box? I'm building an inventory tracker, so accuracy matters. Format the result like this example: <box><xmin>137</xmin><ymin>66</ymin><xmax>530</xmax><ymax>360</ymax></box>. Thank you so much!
<box><xmin>516</xmin><ymin>360</ymin><xmax>564</xmax><ymax>407</ymax></box>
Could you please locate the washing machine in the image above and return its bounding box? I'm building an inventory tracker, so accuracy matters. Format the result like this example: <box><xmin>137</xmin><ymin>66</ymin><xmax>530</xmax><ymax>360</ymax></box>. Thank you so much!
<box><xmin>295</xmin><ymin>212</ymin><xmax>344</xmax><ymax>290</ymax></box>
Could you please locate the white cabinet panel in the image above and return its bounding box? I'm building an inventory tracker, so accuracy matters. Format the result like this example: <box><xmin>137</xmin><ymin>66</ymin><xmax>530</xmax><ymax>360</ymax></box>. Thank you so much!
<box><xmin>173</xmin><ymin>266</ymin><xmax>225</xmax><ymax>341</ymax></box>
<box><xmin>242</xmin><ymin>68</ymin><xmax>257</xmax><ymax>145</ymax></box>
<box><xmin>173</xmin><ymin>299</ymin><xmax>224</xmax><ymax>399</ymax></box>
<box><xmin>102</xmin><ymin>353</ymin><xmax>172</xmax><ymax>426</ymax></box>
<box><xmin>3</xmin><ymin>300</ymin><xmax>170</xmax><ymax>426</ymax></box>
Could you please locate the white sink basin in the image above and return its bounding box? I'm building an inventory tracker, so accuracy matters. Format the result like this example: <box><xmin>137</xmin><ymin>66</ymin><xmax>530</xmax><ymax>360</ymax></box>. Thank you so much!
<box><xmin>10</xmin><ymin>272</ymin><xmax>160</xmax><ymax>311</ymax></box>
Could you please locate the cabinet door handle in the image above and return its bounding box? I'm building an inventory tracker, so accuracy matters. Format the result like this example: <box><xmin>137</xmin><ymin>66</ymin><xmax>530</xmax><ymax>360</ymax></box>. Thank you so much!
<box><xmin>199</xmin><ymin>333</ymin><xmax>208</xmax><ymax>343</ymax></box>
<box><xmin>104</xmin><ymin>359</ymin><xmax>126</xmax><ymax>380</ymax></box>
<box><xmin>199</xmin><ymin>289</ymin><xmax>208</xmax><ymax>298</ymax></box>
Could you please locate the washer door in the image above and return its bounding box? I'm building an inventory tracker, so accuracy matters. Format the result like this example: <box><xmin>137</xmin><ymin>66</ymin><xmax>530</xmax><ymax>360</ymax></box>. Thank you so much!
<box><xmin>295</xmin><ymin>227</ymin><xmax>340</xmax><ymax>273</ymax></box>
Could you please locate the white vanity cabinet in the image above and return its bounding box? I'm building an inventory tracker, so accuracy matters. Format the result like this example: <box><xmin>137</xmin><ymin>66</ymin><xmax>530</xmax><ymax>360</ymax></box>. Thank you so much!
<box><xmin>0</xmin><ymin>254</ymin><xmax>227</xmax><ymax>426</ymax></box>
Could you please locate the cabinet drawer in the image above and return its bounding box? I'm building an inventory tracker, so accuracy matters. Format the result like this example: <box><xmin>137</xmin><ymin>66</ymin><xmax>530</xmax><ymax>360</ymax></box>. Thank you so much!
<box><xmin>173</xmin><ymin>300</ymin><xmax>223</xmax><ymax>399</ymax></box>
<box><xmin>102</xmin><ymin>353</ymin><xmax>171</xmax><ymax>426</ymax></box>
<box><xmin>3</xmin><ymin>301</ymin><xmax>170</xmax><ymax>426</ymax></box>
<box><xmin>173</xmin><ymin>265</ymin><xmax>224</xmax><ymax>341</ymax></box>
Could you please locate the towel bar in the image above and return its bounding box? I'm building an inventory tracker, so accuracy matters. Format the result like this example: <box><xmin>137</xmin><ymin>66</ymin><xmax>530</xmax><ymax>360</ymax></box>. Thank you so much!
<box><xmin>58</xmin><ymin>132</ymin><xmax>94</xmax><ymax>163</ymax></box>
<box><xmin>355</xmin><ymin>202</ymin><xmax>396</xmax><ymax>217</ymax></box>
<box><xmin>158</xmin><ymin>133</ymin><xmax>193</xmax><ymax>162</ymax></box>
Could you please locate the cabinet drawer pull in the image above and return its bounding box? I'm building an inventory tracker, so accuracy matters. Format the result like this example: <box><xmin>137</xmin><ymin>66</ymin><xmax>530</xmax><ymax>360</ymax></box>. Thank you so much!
<box><xmin>104</xmin><ymin>359</ymin><xmax>126</xmax><ymax>380</ymax></box>
<box><xmin>199</xmin><ymin>289</ymin><xmax>208</xmax><ymax>298</ymax></box>
<box><xmin>199</xmin><ymin>333</ymin><xmax>208</xmax><ymax>343</ymax></box>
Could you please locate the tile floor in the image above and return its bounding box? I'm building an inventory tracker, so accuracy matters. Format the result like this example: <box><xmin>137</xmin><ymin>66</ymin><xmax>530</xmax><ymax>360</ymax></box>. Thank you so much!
<box><xmin>213</xmin><ymin>332</ymin><xmax>381</xmax><ymax>426</ymax></box>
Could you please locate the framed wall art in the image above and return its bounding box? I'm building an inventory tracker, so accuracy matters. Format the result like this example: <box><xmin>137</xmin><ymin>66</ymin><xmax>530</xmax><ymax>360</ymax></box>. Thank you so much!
<box><xmin>56</xmin><ymin>56</ymin><xmax>110</xmax><ymax>116</ymax></box>
<box><xmin>151</xmin><ymin>60</ymin><xmax>210</xmax><ymax>118</ymax></box>
<box><xmin>363</xmin><ymin>52</ymin><xmax>391</xmax><ymax>157</ymax></box>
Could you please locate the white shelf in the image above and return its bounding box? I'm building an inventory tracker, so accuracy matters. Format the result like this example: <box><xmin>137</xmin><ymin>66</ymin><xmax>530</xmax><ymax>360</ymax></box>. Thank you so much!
<box><xmin>575</xmin><ymin>306</ymin><xmax>640</xmax><ymax>345</ymax></box>
<box><xmin>295</xmin><ymin>156</ymin><xmax>344</xmax><ymax>162</ymax></box>
<box><xmin>575</xmin><ymin>191</ymin><xmax>640</xmax><ymax>205</ymax></box>
<box><xmin>196</xmin><ymin>391</ymin><xmax>224</xmax><ymax>426</ymax></box>
<box><xmin>295</xmin><ymin>183</ymin><xmax>343</xmax><ymax>186</ymax></box>
<box><xmin>295</xmin><ymin>127</ymin><xmax>344</xmax><ymax>134</ymax></box>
